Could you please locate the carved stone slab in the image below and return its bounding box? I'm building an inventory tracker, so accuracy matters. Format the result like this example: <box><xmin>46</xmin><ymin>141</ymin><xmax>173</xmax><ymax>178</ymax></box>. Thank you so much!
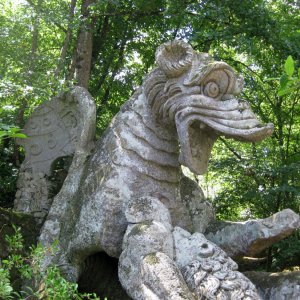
<box><xmin>14</xmin><ymin>87</ymin><xmax>96</xmax><ymax>221</ymax></box>
<box><xmin>19</xmin><ymin>90</ymin><xmax>90</xmax><ymax>175</ymax></box>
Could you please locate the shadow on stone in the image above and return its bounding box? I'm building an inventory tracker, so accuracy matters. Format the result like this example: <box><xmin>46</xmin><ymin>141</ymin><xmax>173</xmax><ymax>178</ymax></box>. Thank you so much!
<box><xmin>244</xmin><ymin>271</ymin><xmax>300</xmax><ymax>299</ymax></box>
<box><xmin>48</xmin><ymin>155</ymin><xmax>73</xmax><ymax>198</ymax></box>
<box><xmin>77</xmin><ymin>252</ymin><xmax>131</xmax><ymax>300</ymax></box>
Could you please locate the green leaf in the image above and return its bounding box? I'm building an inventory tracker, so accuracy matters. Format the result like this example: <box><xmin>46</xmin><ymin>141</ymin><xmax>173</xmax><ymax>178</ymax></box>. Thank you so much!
<box><xmin>0</xmin><ymin>131</ymin><xmax>8</xmax><ymax>138</ymax></box>
<box><xmin>284</xmin><ymin>55</ymin><xmax>295</xmax><ymax>77</ymax></box>
<box><xmin>9</xmin><ymin>127</ymin><xmax>20</xmax><ymax>133</ymax></box>
<box><xmin>277</xmin><ymin>89</ymin><xmax>285</xmax><ymax>96</ymax></box>
<box><xmin>11</xmin><ymin>133</ymin><xmax>27</xmax><ymax>138</ymax></box>
<box><xmin>277</xmin><ymin>87</ymin><xmax>296</xmax><ymax>96</ymax></box>
<box><xmin>279</xmin><ymin>74</ymin><xmax>289</xmax><ymax>89</ymax></box>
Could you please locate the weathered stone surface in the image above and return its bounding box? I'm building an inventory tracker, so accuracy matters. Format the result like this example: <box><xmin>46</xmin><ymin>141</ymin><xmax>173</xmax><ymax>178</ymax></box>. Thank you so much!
<box><xmin>17</xmin><ymin>87</ymin><xmax>96</xmax><ymax>176</ymax></box>
<box><xmin>141</xmin><ymin>252</ymin><xmax>196</xmax><ymax>300</ymax></box>
<box><xmin>14</xmin><ymin>171</ymin><xmax>50</xmax><ymax>222</ymax></box>
<box><xmin>180</xmin><ymin>176</ymin><xmax>214</xmax><ymax>233</ymax></box>
<box><xmin>244</xmin><ymin>271</ymin><xmax>300</xmax><ymax>300</ymax></box>
<box><xmin>206</xmin><ymin>209</ymin><xmax>300</xmax><ymax>257</ymax></box>
<box><xmin>14</xmin><ymin>86</ymin><xmax>96</xmax><ymax>222</ymax></box>
<box><xmin>154</xmin><ymin>41</ymin><xmax>273</xmax><ymax>175</ymax></box>
<box><xmin>125</xmin><ymin>196</ymin><xmax>172</xmax><ymax>231</ymax></box>
<box><xmin>119</xmin><ymin>220</ymin><xmax>175</xmax><ymax>299</ymax></box>
<box><xmin>174</xmin><ymin>227</ymin><xmax>260</xmax><ymax>299</ymax></box>
<box><xmin>16</xmin><ymin>40</ymin><xmax>294</xmax><ymax>299</ymax></box>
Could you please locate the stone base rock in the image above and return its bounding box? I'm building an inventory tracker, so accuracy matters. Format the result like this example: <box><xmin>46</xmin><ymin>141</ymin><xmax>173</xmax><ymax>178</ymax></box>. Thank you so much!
<box><xmin>244</xmin><ymin>271</ymin><xmax>300</xmax><ymax>300</ymax></box>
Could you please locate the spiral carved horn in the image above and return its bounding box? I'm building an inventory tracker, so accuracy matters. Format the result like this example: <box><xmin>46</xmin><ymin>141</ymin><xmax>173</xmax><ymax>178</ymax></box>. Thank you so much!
<box><xmin>155</xmin><ymin>40</ymin><xmax>194</xmax><ymax>77</ymax></box>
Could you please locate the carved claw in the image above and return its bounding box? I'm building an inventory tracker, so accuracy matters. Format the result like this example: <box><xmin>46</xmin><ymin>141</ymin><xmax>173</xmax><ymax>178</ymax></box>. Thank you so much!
<box><xmin>119</xmin><ymin>220</ymin><xmax>195</xmax><ymax>299</ymax></box>
<box><xmin>173</xmin><ymin>227</ymin><xmax>261</xmax><ymax>299</ymax></box>
<box><xmin>119</xmin><ymin>197</ymin><xmax>196</xmax><ymax>299</ymax></box>
<box><xmin>205</xmin><ymin>209</ymin><xmax>300</xmax><ymax>258</ymax></box>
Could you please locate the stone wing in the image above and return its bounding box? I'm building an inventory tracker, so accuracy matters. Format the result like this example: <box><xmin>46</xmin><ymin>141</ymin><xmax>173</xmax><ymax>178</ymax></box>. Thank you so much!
<box><xmin>18</xmin><ymin>87</ymin><xmax>96</xmax><ymax>175</ymax></box>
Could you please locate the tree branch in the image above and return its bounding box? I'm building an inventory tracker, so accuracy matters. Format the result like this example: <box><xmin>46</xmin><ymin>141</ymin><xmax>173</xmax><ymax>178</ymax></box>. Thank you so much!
<box><xmin>54</xmin><ymin>0</ymin><xmax>77</xmax><ymax>78</ymax></box>
<box><xmin>219</xmin><ymin>137</ymin><xmax>243</xmax><ymax>160</ymax></box>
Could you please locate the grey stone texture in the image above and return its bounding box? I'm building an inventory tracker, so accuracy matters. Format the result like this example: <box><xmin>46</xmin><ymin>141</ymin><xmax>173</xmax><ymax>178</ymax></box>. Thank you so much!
<box><xmin>245</xmin><ymin>271</ymin><xmax>300</xmax><ymax>300</ymax></box>
<box><xmin>14</xmin><ymin>86</ymin><xmax>96</xmax><ymax>221</ymax></box>
<box><xmin>16</xmin><ymin>40</ymin><xmax>300</xmax><ymax>299</ymax></box>
<box><xmin>174</xmin><ymin>227</ymin><xmax>260</xmax><ymax>299</ymax></box>
<box><xmin>206</xmin><ymin>209</ymin><xmax>300</xmax><ymax>258</ymax></box>
<box><xmin>14</xmin><ymin>171</ymin><xmax>50</xmax><ymax>221</ymax></box>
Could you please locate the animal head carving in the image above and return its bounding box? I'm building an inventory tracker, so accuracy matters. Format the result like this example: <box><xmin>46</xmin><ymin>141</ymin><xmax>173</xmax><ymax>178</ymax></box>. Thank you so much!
<box><xmin>144</xmin><ymin>40</ymin><xmax>273</xmax><ymax>174</ymax></box>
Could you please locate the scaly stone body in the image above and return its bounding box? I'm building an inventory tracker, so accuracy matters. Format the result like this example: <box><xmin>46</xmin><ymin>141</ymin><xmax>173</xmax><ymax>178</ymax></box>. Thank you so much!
<box><xmin>41</xmin><ymin>86</ymin><xmax>212</xmax><ymax>269</ymax></box>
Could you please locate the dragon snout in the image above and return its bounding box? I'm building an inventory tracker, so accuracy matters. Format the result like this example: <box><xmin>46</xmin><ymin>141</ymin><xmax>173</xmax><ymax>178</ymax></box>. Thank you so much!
<box><xmin>173</xmin><ymin>94</ymin><xmax>273</xmax><ymax>174</ymax></box>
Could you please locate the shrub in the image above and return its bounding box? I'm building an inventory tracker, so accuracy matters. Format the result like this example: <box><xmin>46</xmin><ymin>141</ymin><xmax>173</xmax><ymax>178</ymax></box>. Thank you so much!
<box><xmin>0</xmin><ymin>225</ymin><xmax>102</xmax><ymax>300</ymax></box>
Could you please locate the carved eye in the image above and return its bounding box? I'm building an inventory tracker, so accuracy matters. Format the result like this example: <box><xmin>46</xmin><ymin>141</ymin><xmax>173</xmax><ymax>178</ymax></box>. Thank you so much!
<box><xmin>204</xmin><ymin>82</ymin><xmax>220</xmax><ymax>98</ymax></box>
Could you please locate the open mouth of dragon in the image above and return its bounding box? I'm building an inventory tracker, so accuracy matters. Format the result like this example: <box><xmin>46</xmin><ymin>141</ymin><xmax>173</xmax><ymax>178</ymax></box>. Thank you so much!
<box><xmin>167</xmin><ymin>94</ymin><xmax>274</xmax><ymax>175</ymax></box>
<box><xmin>155</xmin><ymin>40</ymin><xmax>274</xmax><ymax>175</ymax></box>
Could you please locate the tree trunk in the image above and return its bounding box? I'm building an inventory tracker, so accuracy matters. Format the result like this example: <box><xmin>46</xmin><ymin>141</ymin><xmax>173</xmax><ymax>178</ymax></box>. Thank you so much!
<box><xmin>74</xmin><ymin>0</ymin><xmax>96</xmax><ymax>89</ymax></box>
<box><xmin>54</xmin><ymin>0</ymin><xmax>77</xmax><ymax>79</ymax></box>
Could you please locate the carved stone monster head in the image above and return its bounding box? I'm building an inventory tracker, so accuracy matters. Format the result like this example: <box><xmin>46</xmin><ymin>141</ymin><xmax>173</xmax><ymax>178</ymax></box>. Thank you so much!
<box><xmin>144</xmin><ymin>40</ymin><xmax>273</xmax><ymax>174</ymax></box>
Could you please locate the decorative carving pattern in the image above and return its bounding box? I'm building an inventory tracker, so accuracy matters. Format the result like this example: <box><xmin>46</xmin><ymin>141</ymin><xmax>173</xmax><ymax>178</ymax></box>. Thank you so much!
<box><xmin>14</xmin><ymin>171</ymin><xmax>50</xmax><ymax>222</ymax></box>
<box><xmin>14</xmin><ymin>87</ymin><xmax>96</xmax><ymax>222</ymax></box>
<box><xmin>155</xmin><ymin>40</ymin><xmax>194</xmax><ymax>77</ymax></box>
<box><xmin>18</xmin><ymin>97</ymin><xmax>80</xmax><ymax>175</ymax></box>
<box><xmin>174</xmin><ymin>227</ymin><xmax>259</xmax><ymax>299</ymax></box>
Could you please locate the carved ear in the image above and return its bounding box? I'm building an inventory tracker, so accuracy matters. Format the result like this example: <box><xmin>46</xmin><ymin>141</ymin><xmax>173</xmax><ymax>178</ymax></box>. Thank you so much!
<box><xmin>155</xmin><ymin>40</ymin><xmax>194</xmax><ymax>77</ymax></box>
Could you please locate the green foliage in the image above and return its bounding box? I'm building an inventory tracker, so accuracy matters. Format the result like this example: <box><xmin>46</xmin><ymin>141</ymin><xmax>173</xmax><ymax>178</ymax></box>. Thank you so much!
<box><xmin>0</xmin><ymin>226</ymin><xmax>102</xmax><ymax>300</ymax></box>
<box><xmin>0</xmin><ymin>126</ymin><xmax>26</xmax><ymax>141</ymax></box>
<box><xmin>0</xmin><ymin>107</ymin><xmax>26</xmax><ymax>142</ymax></box>
<box><xmin>271</xmin><ymin>231</ymin><xmax>300</xmax><ymax>271</ymax></box>
<box><xmin>278</xmin><ymin>55</ymin><xmax>300</xmax><ymax>96</ymax></box>
<box><xmin>0</xmin><ymin>268</ymin><xmax>13</xmax><ymax>299</ymax></box>
<box><xmin>0</xmin><ymin>143</ymin><xmax>19</xmax><ymax>208</ymax></box>
<box><xmin>0</xmin><ymin>106</ymin><xmax>21</xmax><ymax>207</ymax></box>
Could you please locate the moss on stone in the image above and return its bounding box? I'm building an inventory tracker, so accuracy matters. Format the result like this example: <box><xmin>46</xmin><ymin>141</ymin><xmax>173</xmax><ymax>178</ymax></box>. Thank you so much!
<box><xmin>129</xmin><ymin>221</ymin><xmax>152</xmax><ymax>237</ymax></box>
<box><xmin>144</xmin><ymin>253</ymin><xmax>160</xmax><ymax>265</ymax></box>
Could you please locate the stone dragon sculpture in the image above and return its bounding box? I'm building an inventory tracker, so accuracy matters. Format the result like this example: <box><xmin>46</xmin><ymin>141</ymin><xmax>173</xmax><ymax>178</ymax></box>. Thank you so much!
<box><xmin>15</xmin><ymin>41</ymin><xmax>300</xmax><ymax>299</ymax></box>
